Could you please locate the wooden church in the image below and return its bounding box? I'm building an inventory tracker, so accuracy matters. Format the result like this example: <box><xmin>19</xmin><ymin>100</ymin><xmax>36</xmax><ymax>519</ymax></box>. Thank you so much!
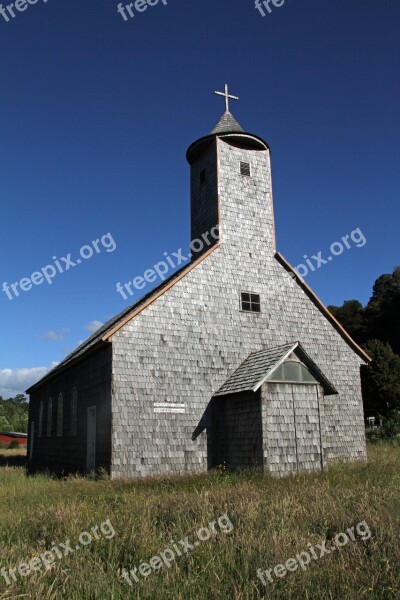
<box><xmin>27</xmin><ymin>86</ymin><xmax>369</xmax><ymax>478</ymax></box>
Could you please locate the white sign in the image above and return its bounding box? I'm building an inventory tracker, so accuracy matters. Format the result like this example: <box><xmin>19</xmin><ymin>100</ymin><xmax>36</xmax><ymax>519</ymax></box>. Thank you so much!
<box><xmin>154</xmin><ymin>402</ymin><xmax>186</xmax><ymax>414</ymax></box>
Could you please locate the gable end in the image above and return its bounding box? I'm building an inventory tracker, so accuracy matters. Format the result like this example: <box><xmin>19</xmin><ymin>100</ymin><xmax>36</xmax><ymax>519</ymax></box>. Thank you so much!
<box><xmin>275</xmin><ymin>251</ymin><xmax>371</xmax><ymax>363</ymax></box>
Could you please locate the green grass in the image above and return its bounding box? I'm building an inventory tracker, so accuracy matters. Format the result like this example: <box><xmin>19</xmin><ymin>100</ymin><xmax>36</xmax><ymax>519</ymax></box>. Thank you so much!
<box><xmin>0</xmin><ymin>445</ymin><xmax>399</xmax><ymax>599</ymax></box>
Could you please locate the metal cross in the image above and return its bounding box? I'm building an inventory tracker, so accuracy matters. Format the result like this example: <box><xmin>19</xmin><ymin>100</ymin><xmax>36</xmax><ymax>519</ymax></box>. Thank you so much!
<box><xmin>214</xmin><ymin>84</ymin><xmax>239</xmax><ymax>113</ymax></box>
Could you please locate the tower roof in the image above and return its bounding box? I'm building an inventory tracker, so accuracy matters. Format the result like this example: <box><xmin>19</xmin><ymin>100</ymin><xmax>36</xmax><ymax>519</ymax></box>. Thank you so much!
<box><xmin>187</xmin><ymin>84</ymin><xmax>269</xmax><ymax>164</ymax></box>
<box><xmin>211</xmin><ymin>111</ymin><xmax>244</xmax><ymax>134</ymax></box>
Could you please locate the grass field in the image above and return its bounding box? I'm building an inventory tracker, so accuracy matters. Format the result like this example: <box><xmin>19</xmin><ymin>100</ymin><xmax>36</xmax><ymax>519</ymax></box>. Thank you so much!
<box><xmin>0</xmin><ymin>445</ymin><xmax>399</xmax><ymax>600</ymax></box>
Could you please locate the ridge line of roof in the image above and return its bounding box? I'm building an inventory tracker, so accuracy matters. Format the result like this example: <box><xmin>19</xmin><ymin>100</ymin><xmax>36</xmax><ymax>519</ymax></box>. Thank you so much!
<box><xmin>103</xmin><ymin>243</ymin><xmax>220</xmax><ymax>341</ymax></box>
<box><xmin>26</xmin><ymin>244</ymin><xmax>220</xmax><ymax>393</ymax></box>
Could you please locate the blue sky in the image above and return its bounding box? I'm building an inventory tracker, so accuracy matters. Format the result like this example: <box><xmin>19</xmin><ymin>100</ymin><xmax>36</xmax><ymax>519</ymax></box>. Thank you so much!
<box><xmin>0</xmin><ymin>0</ymin><xmax>399</xmax><ymax>396</ymax></box>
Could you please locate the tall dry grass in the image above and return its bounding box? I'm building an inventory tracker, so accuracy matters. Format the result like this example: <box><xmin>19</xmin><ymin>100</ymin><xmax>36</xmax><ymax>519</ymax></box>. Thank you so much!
<box><xmin>0</xmin><ymin>444</ymin><xmax>399</xmax><ymax>599</ymax></box>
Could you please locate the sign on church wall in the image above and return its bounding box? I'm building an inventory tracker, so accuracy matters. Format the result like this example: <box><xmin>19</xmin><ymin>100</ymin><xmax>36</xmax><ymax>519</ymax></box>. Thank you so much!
<box><xmin>153</xmin><ymin>402</ymin><xmax>186</xmax><ymax>414</ymax></box>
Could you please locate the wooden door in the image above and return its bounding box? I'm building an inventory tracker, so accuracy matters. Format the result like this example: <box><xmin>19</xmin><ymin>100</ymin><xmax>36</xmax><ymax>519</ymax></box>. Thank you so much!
<box><xmin>266</xmin><ymin>383</ymin><xmax>323</xmax><ymax>475</ymax></box>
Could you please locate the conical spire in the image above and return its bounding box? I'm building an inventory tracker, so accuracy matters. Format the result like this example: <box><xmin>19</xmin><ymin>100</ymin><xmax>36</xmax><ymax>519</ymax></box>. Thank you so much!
<box><xmin>211</xmin><ymin>111</ymin><xmax>244</xmax><ymax>134</ymax></box>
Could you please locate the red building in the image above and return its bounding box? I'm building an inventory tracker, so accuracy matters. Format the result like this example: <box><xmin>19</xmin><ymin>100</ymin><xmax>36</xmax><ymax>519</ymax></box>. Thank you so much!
<box><xmin>0</xmin><ymin>432</ymin><xmax>28</xmax><ymax>446</ymax></box>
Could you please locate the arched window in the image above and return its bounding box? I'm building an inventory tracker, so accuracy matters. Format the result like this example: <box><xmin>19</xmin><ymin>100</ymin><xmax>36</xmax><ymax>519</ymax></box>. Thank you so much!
<box><xmin>47</xmin><ymin>397</ymin><xmax>53</xmax><ymax>437</ymax></box>
<box><xmin>70</xmin><ymin>388</ymin><xmax>77</xmax><ymax>437</ymax></box>
<box><xmin>38</xmin><ymin>401</ymin><xmax>44</xmax><ymax>438</ymax></box>
<box><xmin>57</xmin><ymin>393</ymin><xmax>63</xmax><ymax>437</ymax></box>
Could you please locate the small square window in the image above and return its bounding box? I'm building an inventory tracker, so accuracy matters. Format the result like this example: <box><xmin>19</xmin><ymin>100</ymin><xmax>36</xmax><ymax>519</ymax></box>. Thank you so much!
<box><xmin>200</xmin><ymin>169</ymin><xmax>206</xmax><ymax>185</ymax></box>
<box><xmin>240</xmin><ymin>162</ymin><xmax>251</xmax><ymax>177</ymax></box>
<box><xmin>240</xmin><ymin>292</ymin><xmax>261</xmax><ymax>313</ymax></box>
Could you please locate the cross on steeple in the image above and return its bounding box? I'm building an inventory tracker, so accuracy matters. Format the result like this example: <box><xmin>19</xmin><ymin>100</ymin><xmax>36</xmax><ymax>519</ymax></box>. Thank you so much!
<box><xmin>214</xmin><ymin>84</ymin><xmax>239</xmax><ymax>113</ymax></box>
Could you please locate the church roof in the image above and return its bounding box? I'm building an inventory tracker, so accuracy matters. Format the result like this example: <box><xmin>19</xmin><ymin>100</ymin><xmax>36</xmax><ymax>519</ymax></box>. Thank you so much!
<box><xmin>26</xmin><ymin>243</ymin><xmax>370</xmax><ymax>394</ymax></box>
<box><xmin>211</xmin><ymin>111</ymin><xmax>244</xmax><ymax>134</ymax></box>
<box><xmin>26</xmin><ymin>245</ymin><xmax>370</xmax><ymax>393</ymax></box>
<box><xmin>26</xmin><ymin>244</ymin><xmax>219</xmax><ymax>392</ymax></box>
<box><xmin>214</xmin><ymin>342</ymin><xmax>338</xmax><ymax>397</ymax></box>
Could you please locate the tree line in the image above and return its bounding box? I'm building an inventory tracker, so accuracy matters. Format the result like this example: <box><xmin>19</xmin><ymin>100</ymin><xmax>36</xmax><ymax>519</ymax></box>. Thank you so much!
<box><xmin>0</xmin><ymin>394</ymin><xmax>28</xmax><ymax>432</ymax></box>
<box><xmin>328</xmin><ymin>266</ymin><xmax>400</xmax><ymax>420</ymax></box>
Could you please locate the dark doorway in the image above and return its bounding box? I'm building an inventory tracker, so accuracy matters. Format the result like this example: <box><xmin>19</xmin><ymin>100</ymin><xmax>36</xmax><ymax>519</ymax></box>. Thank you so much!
<box><xmin>208</xmin><ymin>390</ymin><xmax>263</xmax><ymax>471</ymax></box>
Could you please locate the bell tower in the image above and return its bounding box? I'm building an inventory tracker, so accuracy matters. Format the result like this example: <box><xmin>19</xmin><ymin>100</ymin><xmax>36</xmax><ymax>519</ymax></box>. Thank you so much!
<box><xmin>186</xmin><ymin>85</ymin><xmax>276</xmax><ymax>260</ymax></box>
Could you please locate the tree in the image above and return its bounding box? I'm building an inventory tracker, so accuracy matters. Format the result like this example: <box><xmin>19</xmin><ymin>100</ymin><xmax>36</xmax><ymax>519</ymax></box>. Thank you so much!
<box><xmin>0</xmin><ymin>396</ymin><xmax>29</xmax><ymax>432</ymax></box>
<box><xmin>328</xmin><ymin>300</ymin><xmax>366</xmax><ymax>344</ymax></box>
<box><xmin>13</xmin><ymin>393</ymin><xmax>28</xmax><ymax>404</ymax></box>
<box><xmin>13</xmin><ymin>409</ymin><xmax>28</xmax><ymax>432</ymax></box>
<box><xmin>361</xmin><ymin>340</ymin><xmax>400</xmax><ymax>419</ymax></box>
<box><xmin>365</xmin><ymin>267</ymin><xmax>400</xmax><ymax>355</ymax></box>
<box><xmin>0</xmin><ymin>415</ymin><xmax>10</xmax><ymax>431</ymax></box>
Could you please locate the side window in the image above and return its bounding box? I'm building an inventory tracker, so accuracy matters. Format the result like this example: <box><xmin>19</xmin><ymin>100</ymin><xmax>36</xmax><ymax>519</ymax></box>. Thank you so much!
<box><xmin>38</xmin><ymin>401</ymin><xmax>43</xmax><ymax>438</ymax></box>
<box><xmin>70</xmin><ymin>388</ymin><xmax>77</xmax><ymax>437</ymax></box>
<box><xmin>47</xmin><ymin>398</ymin><xmax>53</xmax><ymax>437</ymax></box>
<box><xmin>57</xmin><ymin>393</ymin><xmax>63</xmax><ymax>437</ymax></box>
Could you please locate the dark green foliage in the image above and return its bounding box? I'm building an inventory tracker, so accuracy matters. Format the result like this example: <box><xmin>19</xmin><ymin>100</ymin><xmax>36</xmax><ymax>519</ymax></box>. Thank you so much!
<box><xmin>330</xmin><ymin>267</ymin><xmax>400</xmax><ymax>419</ymax></box>
<box><xmin>0</xmin><ymin>394</ymin><xmax>29</xmax><ymax>432</ymax></box>
<box><xmin>365</xmin><ymin>428</ymin><xmax>382</xmax><ymax>443</ymax></box>
<box><xmin>328</xmin><ymin>300</ymin><xmax>366</xmax><ymax>343</ymax></box>
<box><xmin>365</xmin><ymin>267</ymin><xmax>400</xmax><ymax>355</ymax></box>
<box><xmin>361</xmin><ymin>340</ymin><xmax>400</xmax><ymax>418</ymax></box>
<box><xmin>0</xmin><ymin>415</ymin><xmax>10</xmax><ymax>431</ymax></box>
<box><xmin>329</xmin><ymin>266</ymin><xmax>400</xmax><ymax>351</ymax></box>
<box><xmin>366</xmin><ymin>412</ymin><xmax>400</xmax><ymax>445</ymax></box>
<box><xmin>7</xmin><ymin>440</ymin><xmax>20</xmax><ymax>449</ymax></box>
<box><xmin>380</xmin><ymin>412</ymin><xmax>400</xmax><ymax>439</ymax></box>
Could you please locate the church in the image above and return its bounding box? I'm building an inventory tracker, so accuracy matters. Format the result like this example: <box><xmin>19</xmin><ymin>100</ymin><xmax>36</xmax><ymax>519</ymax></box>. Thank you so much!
<box><xmin>27</xmin><ymin>85</ymin><xmax>369</xmax><ymax>478</ymax></box>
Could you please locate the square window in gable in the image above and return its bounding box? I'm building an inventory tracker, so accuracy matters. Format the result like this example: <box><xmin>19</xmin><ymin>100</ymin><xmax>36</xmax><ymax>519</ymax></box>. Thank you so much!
<box><xmin>240</xmin><ymin>292</ymin><xmax>261</xmax><ymax>313</ymax></box>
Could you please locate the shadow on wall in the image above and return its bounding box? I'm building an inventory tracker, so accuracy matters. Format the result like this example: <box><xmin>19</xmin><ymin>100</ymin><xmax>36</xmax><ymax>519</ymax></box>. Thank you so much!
<box><xmin>193</xmin><ymin>393</ymin><xmax>264</xmax><ymax>471</ymax></box>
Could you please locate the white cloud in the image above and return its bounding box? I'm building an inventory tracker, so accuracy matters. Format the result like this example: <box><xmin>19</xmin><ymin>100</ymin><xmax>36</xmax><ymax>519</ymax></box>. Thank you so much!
<box><xmin>43</xmin><ymin>328</ymin><xmax>70</xmax><ymax>341</ymax></box>
<box><xmin>0</xmin><ymin>366</ymin><xmax>54</xmax><ymax>399</ymax></box>
<box><xmin>85</xmin><ymin>320</ymin><xmax>103</xmax><ymax>334</ymax></box>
